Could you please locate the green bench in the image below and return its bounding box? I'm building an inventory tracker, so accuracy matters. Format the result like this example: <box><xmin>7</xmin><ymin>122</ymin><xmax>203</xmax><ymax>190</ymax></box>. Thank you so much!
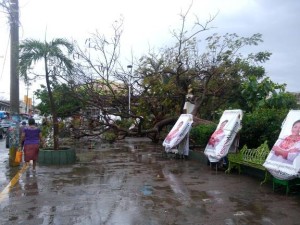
<box><xmin>273</xmin><ymin>177</ymin><xmax>300</xmax><ymax>195</ymax></box>
<box><xmin>225</xmin><ymin>141</ymin><xmax>270</xmax><ymax>185</ymax></box>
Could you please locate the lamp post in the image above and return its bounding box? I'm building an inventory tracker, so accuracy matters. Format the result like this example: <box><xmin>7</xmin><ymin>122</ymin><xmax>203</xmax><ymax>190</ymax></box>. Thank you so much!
<box><xmin>127</xmin><ymin>65</ymin><xmax>133</xmax><ymax>114</ymax></box>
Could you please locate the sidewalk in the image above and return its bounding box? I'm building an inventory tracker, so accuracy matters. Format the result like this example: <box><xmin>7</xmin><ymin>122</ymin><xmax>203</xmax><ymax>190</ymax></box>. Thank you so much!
<box><xmin>1</xmin><ymin>137</ymin><xmax>300</xmax><ymax>225</ymax></box>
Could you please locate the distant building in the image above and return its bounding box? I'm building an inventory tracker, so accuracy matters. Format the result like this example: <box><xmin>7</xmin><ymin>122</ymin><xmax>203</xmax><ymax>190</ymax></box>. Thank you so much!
<box><xmin>0</xmin><ymin>99</ymin><xmax>38</xmax><ymax>115</ymax></box>
<box><xmin>0</xmin><ymin>100</ymin><xmax>10</xmax><ymax>111</ymax></box>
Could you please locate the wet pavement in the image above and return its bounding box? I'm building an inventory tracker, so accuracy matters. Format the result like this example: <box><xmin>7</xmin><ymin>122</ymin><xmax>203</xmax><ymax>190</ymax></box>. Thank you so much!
<box><xmin>1</xmin><ymin>137</ymin><xmax>300</xmax><ymax>225</ymax></box>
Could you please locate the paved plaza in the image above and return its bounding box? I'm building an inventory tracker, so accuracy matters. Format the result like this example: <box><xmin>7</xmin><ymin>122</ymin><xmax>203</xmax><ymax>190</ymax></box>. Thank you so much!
<box><xmin>0</xmin><ymin>137</ymin><xmax>300</xmax><ymax>225</ymax></box>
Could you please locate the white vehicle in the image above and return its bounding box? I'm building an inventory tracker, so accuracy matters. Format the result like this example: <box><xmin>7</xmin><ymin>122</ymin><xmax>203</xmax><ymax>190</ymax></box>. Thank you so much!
<box><xmin>33</xmin><ymin>115</ymin><xmax>43</xmax><ymax>125</ymax></box>
<box><xmin>99</xmin><ymin>114</ymin><xmax>121</xmax><ymax>124</ymax></box>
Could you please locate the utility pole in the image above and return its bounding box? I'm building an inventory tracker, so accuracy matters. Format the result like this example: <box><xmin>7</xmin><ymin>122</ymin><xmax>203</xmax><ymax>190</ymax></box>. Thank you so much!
<box><xmin>8</xmin><ymin>0</ymin><xmax>20</xmax><ymax>166</ymax></box>
<box><xmin>9</xmin><ymin>0</ymin><xmax>19</xmax><ymax>115</ymax></box>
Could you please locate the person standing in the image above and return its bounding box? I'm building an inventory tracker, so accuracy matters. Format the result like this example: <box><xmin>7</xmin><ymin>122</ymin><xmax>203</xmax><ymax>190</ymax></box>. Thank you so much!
<box><xmin>20</xmin><ymin>118</ymin><xmax>43</xmax><ymax>171</ymax></box>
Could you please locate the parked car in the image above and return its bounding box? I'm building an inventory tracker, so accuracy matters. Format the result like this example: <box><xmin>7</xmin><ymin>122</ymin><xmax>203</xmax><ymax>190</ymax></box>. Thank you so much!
<box><xmin>5</xmin><ymin>129</ymin><xmax>9</xmax><ymax>148</ymax></box>
<box><xmin>33</xmin><ymin>115</ymin><xmax>43</xmax><ymax>125</ymax></box>
<box><xmin>0</xmin><ymin>111</ymin><xmax>9</xmax><ymax>120</ymax></box>
<box><xmin>0</xmin><ymin>126</ymin><xmax>3</xmax><ymax>139</ymax></box>
<box><xmin>0</xmin><ymin>119</ymin><xmax>15</xmax><ymax>134</ymax></box>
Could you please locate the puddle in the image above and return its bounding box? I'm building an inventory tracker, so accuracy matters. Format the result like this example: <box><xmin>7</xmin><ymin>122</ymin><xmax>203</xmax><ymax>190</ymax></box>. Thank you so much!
<box><xmin>141</xmin><ymin>184</ymin><xmax>153</xmax><ymax>196</ymax></box>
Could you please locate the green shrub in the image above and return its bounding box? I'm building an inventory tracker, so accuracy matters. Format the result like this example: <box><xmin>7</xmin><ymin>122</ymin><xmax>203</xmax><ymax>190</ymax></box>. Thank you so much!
<box><xmin>239</xmin><ymin>108</ymin><xmax>288</xmax><ymax>148</ymax></box>
<box><xmin>117</xmin><ymin>118</ymin><xmax>134</xmax><ymax>129</ymax></box>
<box><xmin>190</xmin><ymin>124</ymin><xmax>217</xmax><ymax>147</ymax></box>
<box><xmin>102</xmin><ymin>132</ymin><xmax>117</xmax><ymax>143</ymax></box>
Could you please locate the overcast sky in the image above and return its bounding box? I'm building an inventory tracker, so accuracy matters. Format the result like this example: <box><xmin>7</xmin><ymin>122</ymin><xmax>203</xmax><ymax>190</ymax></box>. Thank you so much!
<box><xmin>0</xmin><ymin>0</ymin><xmax>299</xmax><ymax>101</ymax></box>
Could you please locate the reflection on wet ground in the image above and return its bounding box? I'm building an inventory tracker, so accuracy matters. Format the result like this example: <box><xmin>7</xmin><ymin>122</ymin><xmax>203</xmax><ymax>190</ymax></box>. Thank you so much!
<box><xmin>1</xmin><ymin>137</ymin><xmax>300</xmax><ymax>224</ymax></box>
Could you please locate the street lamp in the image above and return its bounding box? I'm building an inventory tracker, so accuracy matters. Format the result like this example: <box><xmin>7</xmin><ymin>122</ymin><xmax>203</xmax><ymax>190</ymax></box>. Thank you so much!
<box><xmin>127</xmin><ymin>65</ymin><xmax>133</xmax><ymax>114</ymax></box>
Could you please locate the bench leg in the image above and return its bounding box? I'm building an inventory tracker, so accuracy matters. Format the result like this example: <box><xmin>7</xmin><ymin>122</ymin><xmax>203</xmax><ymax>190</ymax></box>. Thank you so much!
<box><xmin>225</xmin><ymin>167</ymin><xmax>230</xmax><ymax>174</ymax></box>
<box><xmin>273</xmin><ymin>177</ymin><xmax>291</xmax><ymax>195</ymax></box>
<box><xmin>225</xmin><ymin>162</ymin><xmax>232</xmax><ymax>174</ymax></box>
<box><xmin>225</xmin><ymin>162</ymin><xmax>240</xmax><ymax>174</ymax></box>
<box><xmin>260</xmin><ymin>171</ymin><xmax>270</xmax><ymax>185</ymax></box>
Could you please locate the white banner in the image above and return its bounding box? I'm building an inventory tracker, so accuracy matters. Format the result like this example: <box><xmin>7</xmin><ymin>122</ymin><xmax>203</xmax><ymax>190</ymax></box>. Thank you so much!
<box><xmin>204</xmin><ymin>109</ymin><xmax>243</xmax><ymax>163</ymax></box>
<box><xmin>263</xmin><ymin>110</ymin><xmax>300</xmax><ymax>180</ymax></box>
<box><xmin>163</xmin><ymin>114</ymin><xmax>193</xmax><ymax>155</ymax></box>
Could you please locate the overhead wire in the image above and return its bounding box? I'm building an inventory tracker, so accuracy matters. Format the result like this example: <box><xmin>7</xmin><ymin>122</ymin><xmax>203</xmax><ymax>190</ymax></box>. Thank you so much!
<box><xmin>0</xmin><ymin>31</ymin><xmax>10</xmax><ymax>79</ymax></box>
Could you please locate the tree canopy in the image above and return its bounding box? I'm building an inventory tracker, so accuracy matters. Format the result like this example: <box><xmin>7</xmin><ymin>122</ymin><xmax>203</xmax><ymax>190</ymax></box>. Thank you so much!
<box><xmin>28</xmin><ymin>10</ymin><xmax>298</xmax><ymax>144</ymax></box>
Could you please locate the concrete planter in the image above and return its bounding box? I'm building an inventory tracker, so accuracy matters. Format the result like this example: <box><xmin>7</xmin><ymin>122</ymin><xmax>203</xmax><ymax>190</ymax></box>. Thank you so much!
<box><xmin>38</xmin><ymin>147</ymin><xmax>76</xmax><ymax>165</ymax></box>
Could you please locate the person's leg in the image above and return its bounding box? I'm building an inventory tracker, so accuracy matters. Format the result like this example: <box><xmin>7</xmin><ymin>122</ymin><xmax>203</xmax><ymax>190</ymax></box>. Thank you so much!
<box><xmin>31</xmin><ymin>144</ymin><xmax>39</xmax><ymax>171</ymax></box>
<box><xmin>32</xmin><ymin>160</ymin><xmax>36</xmax><ymax>170</ymax></box>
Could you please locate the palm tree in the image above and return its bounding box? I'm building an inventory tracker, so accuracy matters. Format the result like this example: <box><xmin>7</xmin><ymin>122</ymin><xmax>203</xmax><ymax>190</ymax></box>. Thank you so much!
<box><xmin>19</xmin><ymin>38</ymin><xmax>74</xmax><ymax>150</ymax></box>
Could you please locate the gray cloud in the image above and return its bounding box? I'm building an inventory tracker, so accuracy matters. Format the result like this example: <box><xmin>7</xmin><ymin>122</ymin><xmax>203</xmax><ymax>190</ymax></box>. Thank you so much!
<box><xmin>212</xmin><ymin>0</ymin><xmax>300</xmax><ymax>92</ymax></box>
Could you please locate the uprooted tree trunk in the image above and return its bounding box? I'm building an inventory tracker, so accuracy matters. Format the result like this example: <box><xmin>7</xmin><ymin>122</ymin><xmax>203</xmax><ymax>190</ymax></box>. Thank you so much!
<box><xmin>69</xmin><ymin>111</ymin><xmax>215</xmax><ymax>144</ymax></box>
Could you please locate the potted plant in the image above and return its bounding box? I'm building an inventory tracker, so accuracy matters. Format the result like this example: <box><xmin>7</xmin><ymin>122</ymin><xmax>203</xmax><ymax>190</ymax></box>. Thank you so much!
<box><xmin>19</xmin><ymin>38</ymin><xmax>76</xmax><ymax>165</ymax></box>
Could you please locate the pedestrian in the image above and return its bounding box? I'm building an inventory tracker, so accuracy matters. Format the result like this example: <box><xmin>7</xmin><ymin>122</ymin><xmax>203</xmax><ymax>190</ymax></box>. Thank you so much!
<box><xmin>20</xmin><ymin>118</ymin><xmax>43</xmax><ymax>171</ymax></box>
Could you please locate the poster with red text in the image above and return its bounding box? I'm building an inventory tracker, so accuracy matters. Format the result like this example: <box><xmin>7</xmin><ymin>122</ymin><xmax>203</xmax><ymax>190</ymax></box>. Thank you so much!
<box><xmin>204</xmin><ymin>109</ymin><xmax>243</xmax><ymax>163</ymax></box>
<box><xmin>163</xmin><ymin>114</ymin><xmax>193</xmax><ymax>155</ymax></box>
<box><xmin>263</xmin><ymin>110</ymin><xmax>300</xmax><ymax>180</ymax></box>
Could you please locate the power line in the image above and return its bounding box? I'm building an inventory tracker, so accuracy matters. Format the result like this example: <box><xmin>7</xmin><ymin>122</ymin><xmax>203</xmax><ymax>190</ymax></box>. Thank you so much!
<box><xmin>0</xmin><ymin>31</ymin><xmax>10</xmax><ymax>79</ymax></box>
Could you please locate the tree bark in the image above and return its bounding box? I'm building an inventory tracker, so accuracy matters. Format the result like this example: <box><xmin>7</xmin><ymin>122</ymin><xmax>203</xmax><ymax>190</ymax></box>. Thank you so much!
<box><xmin>44</xmin><ymin>57</ymin><xmax>59</xmax><ymax>149</ymax></box>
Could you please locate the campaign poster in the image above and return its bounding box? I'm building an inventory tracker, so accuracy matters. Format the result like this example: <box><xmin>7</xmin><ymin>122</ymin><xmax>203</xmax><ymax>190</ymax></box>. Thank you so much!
<box><xmin>163</xmin><ymin>114</ymin><xmax>193</xmax><ymax>155</ymax></box>
<box><xmin>204</xmin><ymin>109</ymin><xmax>243</xmax><ymax>163</ymax></box>
<box><xmin>263</xmin><ymin>110</ymin><xmax>300</xmax><ymax>180</ymax></box>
